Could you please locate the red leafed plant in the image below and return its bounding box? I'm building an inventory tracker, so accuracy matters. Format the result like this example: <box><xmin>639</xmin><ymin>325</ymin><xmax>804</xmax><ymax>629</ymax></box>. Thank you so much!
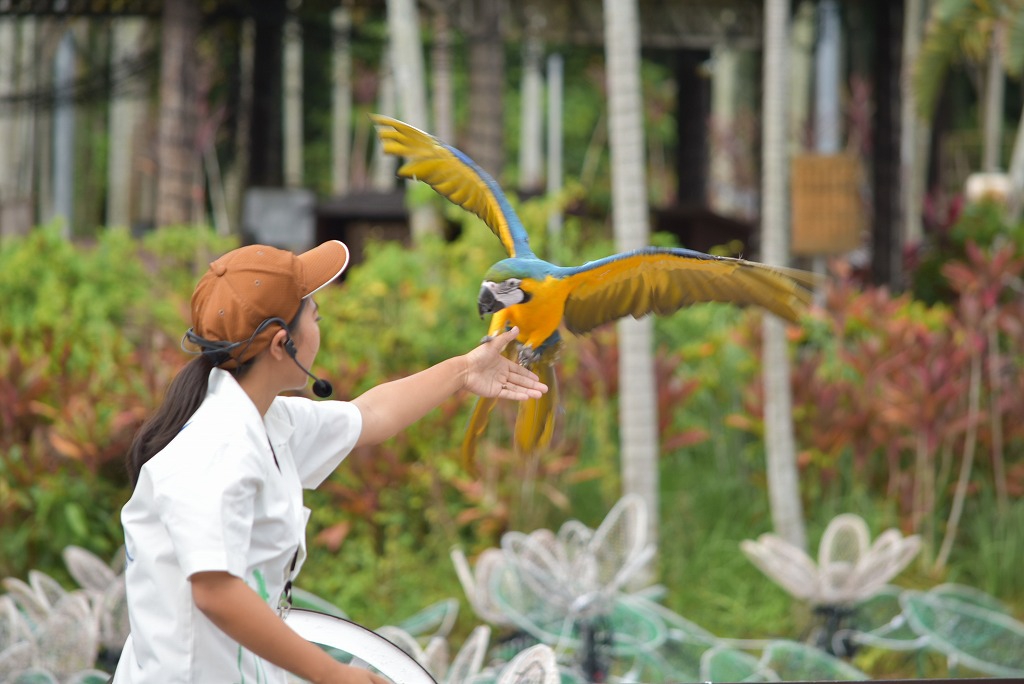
<box><xmin>732</xmin><ymin>245</ymin><xmax>1024</xmax><ymax>570</ymax></box>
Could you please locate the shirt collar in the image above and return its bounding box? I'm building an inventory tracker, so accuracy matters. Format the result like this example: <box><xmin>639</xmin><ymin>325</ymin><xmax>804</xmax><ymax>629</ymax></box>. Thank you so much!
<box><xmin>207</xmin><ymin>368</ymin><xmax>297</xmax><ymax>445</ymax></box>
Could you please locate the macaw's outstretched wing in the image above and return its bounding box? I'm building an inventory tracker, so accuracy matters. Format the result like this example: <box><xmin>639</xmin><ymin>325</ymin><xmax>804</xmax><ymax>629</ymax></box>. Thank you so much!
<box><xmin>461</xmin><ymin>341</ymin><xmax>560</xmax><ymax>471</ymax></box>
<box><xmin>561</xmin><ymin>247</ymin><xmax>819</xmax><ymax>334</ymax></box>
<box><xmin>371</xmin><ymin>114</ymin><xmax>534</xmax><ymax>259</ymax></box>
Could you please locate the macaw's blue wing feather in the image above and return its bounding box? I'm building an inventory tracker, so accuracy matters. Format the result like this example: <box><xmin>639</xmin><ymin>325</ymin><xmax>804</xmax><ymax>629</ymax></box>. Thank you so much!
<box><xmin>561</xmin><ymin>247</ymin><xmax>819</xmax><ymax>334</ymax></box>
<box><xmin>371</xmin><ymin>114</ymin><xmax>534</xmax><ymax>259</ymax></box>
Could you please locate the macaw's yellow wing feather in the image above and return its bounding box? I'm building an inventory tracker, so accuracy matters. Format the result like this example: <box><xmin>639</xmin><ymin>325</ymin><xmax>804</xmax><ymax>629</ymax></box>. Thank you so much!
<box><xmin>371</xmin><ymin>114</ymin><xmax>533</xmax><ymax>258</ymax></box>
<box><xmin>562</xmin><ymin>248</ymin><xmax>818</xmax><ymax>334</ymax></box>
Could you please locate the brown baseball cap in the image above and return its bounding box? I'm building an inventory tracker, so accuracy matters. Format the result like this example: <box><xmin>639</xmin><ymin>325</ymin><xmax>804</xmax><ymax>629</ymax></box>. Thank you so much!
<box><xmin>187</xmin><ymin>240</ymin><xmax>350</xmax><ymax>367</ymax></box>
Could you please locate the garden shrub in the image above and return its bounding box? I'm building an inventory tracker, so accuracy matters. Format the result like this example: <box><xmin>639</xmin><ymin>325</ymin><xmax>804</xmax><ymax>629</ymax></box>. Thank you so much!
<box><xmin>0</xmin><ymin>225</ymin><xmax>235</xmax><ymax>577</ymax></box>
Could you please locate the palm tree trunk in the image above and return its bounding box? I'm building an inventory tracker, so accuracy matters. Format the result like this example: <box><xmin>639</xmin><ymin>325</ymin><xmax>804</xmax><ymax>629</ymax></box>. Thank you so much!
<box><xmin>0</xmin><ymin>17</ymin><xmax>15</xmax><ymax>208</ymax></box>
<box><xmin>283</xmin><ymin>12</ymin><xmax>304</xmax><ymax>187</ymax></box>
<box><xmin>331</xmin><ymin>7</ymin><xmax>352</xmax><ymax>195</ymax></box>
<box><xmin>900</xmin><ymin>0</ymin><xmax>928</xmax><ymax>250</ymax></box>
<box><xmin>387</xmin><ymin>0</ymin><xmax>441</xmax><ymax>241</ymax></box>
<box><xmin>429</xmin><ymin>4</ymin><xmax>456</xmax><ymax>146</ymax></box>
<box><xmin>225</xmin><ymin>17</ymin><xmax>254</xmax><ymax>233</ymax></box>
<box><xmin>547</xmin><ymin>53</ymin><xmax>565</xmax><ymax>249</ymax></box>
<box><xmin>106</xmin><ymin>18</ymin><xmax>149</xmax><ymax>230</ymax></box>
<box><xmin>604</xmin><ymin>0</ymin><xmax>658</xmax><ymax>551</ymax></box>
<box><xmin>518</xmin><ymin>31</ymin><xmax>545</xmax><ymax>195</ymax></box>
<box><xmin>387</xmin><ymin>0</ymin><xmax>429</xmax><ymax>128</ymax></box>
<box><xmin>762</xmin><ymin>0</ymin><xmax>807</xmax><ymax>551</ymax></box>
<box><xmin>53</xmin><ymin>29</ymin><xmax>75</xmax><ymax>236</ymax></box>
<box><xmin>466</xmin><ymin>0</ymin><xmax>505</xmax><ymax>177</ymax></box>
<box><xmin>155</xmin><ymin>0</ymin><xmax>200</xmax><ymax>227</ymax></box>
<box><xmin>10</xmin><ymin>17</ymin><xmax>37</xmax><ymax>236</ymax></box>
<box><xmin>982</xmin><ymin>20</ymin><xmax>1006</xmax><ymax>173</ymax></box>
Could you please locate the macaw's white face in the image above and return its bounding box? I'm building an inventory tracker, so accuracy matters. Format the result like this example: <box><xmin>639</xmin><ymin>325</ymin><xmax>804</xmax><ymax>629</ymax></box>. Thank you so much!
<box><xmin>478</xmin><ymin>278</ymin><xmax>527</xmax><ymax>316</ymax></box>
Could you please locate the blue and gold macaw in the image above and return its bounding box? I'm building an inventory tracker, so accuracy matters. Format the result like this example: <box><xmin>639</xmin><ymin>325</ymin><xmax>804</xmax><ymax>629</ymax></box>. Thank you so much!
<box><xmin>371</xmin><ymin>114</ymin><xmax>817</xmax><ymax>465</ymax></box>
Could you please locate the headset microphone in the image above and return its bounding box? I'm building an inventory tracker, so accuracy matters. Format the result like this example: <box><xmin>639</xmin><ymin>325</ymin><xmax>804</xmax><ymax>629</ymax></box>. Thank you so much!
<box><xmin>311</xmin><ymin>377</ymin><xmax>333</xmax><ymax>399</ymax></box>
<box><xmin>284</xmin><ymin>339</ymin><xmax>334</xmax><ymax>398</ymax></box>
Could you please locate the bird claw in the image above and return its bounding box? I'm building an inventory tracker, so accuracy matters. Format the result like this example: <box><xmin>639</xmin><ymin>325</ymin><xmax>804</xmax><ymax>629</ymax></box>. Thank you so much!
<box><xmin>517</xmin><ymin>345</ymin><xmax>541</xmax><ymax>368</ymax></box>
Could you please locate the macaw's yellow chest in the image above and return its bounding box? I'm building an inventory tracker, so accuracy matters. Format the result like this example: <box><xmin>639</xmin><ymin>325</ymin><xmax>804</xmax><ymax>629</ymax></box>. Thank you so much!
<box><xmin>499</xmin><ymin>275</ymin><xmax>573</xmax><ymax>350</ymax></box>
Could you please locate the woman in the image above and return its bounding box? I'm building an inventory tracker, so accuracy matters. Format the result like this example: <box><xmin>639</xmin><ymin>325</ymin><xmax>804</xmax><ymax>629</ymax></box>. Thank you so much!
<box><xmin>114</xmin><ymin>240</ymin><xmax>546</xmax><ymax>684</ymax></box>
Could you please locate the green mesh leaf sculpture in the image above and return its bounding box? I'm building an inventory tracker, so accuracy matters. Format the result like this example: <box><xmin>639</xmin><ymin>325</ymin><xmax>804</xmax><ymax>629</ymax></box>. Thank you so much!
<box><xmin>901</xmin><ymin>588</ymin><xmax>1024</xmax><ymax>677</ymax></box>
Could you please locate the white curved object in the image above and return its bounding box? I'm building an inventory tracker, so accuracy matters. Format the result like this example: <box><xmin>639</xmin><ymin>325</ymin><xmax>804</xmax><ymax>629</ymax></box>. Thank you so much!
<box><xmin>285</xmin><ymin>609</ymin><xmax>437</xmax><ymax>684</ymax></box>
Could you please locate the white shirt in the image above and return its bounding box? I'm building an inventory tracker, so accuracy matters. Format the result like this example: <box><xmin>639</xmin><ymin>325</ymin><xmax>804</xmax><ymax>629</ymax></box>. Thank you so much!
<box><xmin>113</xmin><ymin>368</ymin><xmax>362</xmax><ymax>683</ymax></box>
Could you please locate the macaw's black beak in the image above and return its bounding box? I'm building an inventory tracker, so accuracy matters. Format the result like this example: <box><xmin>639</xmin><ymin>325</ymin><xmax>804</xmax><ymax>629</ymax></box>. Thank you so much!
<box><xmin>478</xmin><ymin>285</ymin><xmax>504</xmax><ymax>318</ymax></box>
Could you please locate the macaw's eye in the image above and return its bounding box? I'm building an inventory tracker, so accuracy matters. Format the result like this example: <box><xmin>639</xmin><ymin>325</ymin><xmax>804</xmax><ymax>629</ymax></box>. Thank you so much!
<box><xmin>500</xmin><ymin>278</ymin><xmax>522</xmax><ymax>291</ymax></box>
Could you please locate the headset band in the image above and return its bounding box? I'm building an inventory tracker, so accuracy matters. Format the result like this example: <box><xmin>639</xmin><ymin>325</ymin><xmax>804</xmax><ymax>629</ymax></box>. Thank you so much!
<box><xmin>180</xmin><ymin>315</ymin><xmax>293</xmax><ymax>367</ymax></box>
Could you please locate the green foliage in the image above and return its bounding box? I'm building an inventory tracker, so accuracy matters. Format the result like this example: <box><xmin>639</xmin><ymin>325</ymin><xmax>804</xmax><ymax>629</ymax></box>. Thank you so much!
<box><xmin>659</xmin><ymin>442</ymin><xmax>796</xmax><ymax>639</ymax></box>
<box><xmin>914</xmin><ymin>0</ymin><xmax>1024</xmax><ymax>121</ymax></box>
<box><xmin>915</xmin><ymin>0</ymin><xmax>977</xmax><ymax>121</ymax></box>
<box><xmin>0</xmin><ymin>445</ymin><xmax>124</xmax><ymax>582</ymax></box>
<box><xmin>952</xmin><ymin>489</ymin><xmax>1024</xmax><ymax>610</ymax></box>
<box><xmin>298</xmin><ymin>517</ymin><xmax>465</xmax><ymax>629</ymax></box>
<box><xmin>1</xmin><ymin>224</ymin><xmax>141</xmax><ymax>375</ymax></box>
<box><xmin>139</xmin><ymin>224</ymin><xmax>238</xmax><ymax>308</ymax></box>
<box><xmin>656</xmin><ymin>303</ymin><xmax>757</xmax><ymax>464</ymax></box>
<box><xmin>318</xmin><ymin>236</ymin><xmax>490</xmax><ymax>385</ymax></box>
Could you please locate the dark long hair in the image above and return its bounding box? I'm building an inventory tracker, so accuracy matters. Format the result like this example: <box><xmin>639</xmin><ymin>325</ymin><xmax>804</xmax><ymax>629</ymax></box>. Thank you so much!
<box><xmin>126</xmin><ymin>355</ymin><xmax>216</xmax><ymax>486</ymax></box>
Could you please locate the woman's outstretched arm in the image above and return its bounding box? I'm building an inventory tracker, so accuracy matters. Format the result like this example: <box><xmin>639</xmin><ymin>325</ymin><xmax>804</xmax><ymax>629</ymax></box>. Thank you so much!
<box><xmin>352</xmin><ymin>326</ymin><xmax>547</xmax><ymax>447</ymax></box>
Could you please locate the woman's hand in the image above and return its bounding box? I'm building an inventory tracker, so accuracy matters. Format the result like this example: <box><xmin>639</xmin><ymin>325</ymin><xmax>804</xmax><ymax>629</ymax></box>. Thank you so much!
<box><xmin>462</xmin><ymin>327</ymin><xmax>548</xmax><ymax>399</ymax></box>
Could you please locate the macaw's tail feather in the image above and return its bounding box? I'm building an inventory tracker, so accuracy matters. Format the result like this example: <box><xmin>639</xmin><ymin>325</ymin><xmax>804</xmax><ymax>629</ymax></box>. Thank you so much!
<box><xmin>513</xmin><ymin>339</ymin><xmax>562</xmax><ymax>455</ymax></box>
<box><xmin>461</xmin><ymin>395</ymin><xmax>499</xmax><ymax>473</ymax></box>
<box><xmin>461</xmin><ymin>340</ymin><xmax>518</xmax><ymax>472</ymax></box>
<box><xmin>514</xmin><ymin>361</ymin><xmax>558</xmax><ymax>455</ymax></box>
<box><xmin>461</xmin><ymin>340</ymin><xmax>562</xmax><ymax>471</ymax></box>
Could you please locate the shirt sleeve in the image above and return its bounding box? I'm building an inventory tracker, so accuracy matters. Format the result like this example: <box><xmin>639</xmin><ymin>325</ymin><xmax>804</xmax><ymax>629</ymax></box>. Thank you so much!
<box><xmin>153</xmin><ymin>434</ymin><xmax>265</xmax><ymax>580</ymax></box>
<box><xmin>274</xmin><ymin>397</ymin><xmax>363</xmax><ymax>489</ymax></box>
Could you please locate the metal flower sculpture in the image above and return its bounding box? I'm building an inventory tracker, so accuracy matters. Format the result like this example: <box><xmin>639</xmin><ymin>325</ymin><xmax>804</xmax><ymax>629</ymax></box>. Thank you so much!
<box><xmin>0</xmin><ymin>571</ymin><xmax>104</xmax><ymax>682</ymax></box>
<box><xmin>452</xmin><ymin>495</ymin><xmax>661</xmax><ymax>681</ymax></box>
<box><xmin>0</xmin><ymin>546</ymin><xmax>126</xmax><ymax>682</ymax></box>
<box><xmin>740</xmin><ymin>513</ymin><xmax>921</xmax><ymax>655</ymax></box>
<box><xmin>62</xmin><ymin>545</ymin><xmax>129</xmax><ymax>662</ymax></box>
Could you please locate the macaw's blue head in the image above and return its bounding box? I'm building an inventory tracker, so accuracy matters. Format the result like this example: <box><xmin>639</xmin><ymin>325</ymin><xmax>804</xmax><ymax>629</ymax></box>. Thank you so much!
<box><xmin>478</xmin><ymin>258</ymin><xmax>532</xmax><ymax>317</ymax></box>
